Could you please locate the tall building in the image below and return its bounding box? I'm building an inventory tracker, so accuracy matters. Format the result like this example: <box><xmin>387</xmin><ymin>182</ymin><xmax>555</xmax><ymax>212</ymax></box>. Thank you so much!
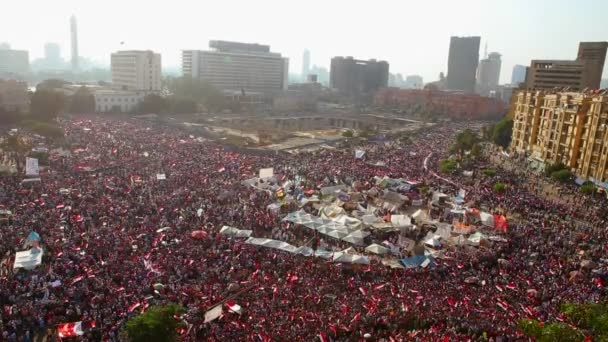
<box><xmin>182</xmin><ymin>40</ymin><xmax>289</xmax><ymax>96</ymax></box>
<box><xmin>310</xmin><ymin>65</ymin><xmax>329</xmax><ymax>86</ymax></box>
<box><xmin>404</xmin><ymin>75</ymin><xmax>423</xmax><ymax>89</ymax></box>
<box><xmin>511</xmin><ymin>64</ymin><xmax>527</xmax><ymax>85</ymax></box>
<box><xmin>477</xmin><ymin>52</ymin><xmax>502</xmax><ymax>95</ymax></box>
<box><xmin>526</xmin><ymin>41</ymin><xmax>607</xmax><ymax>91</ymax></box>
<box><xmin>0</xmin><ymin>43</ymin><xmax>10</xmax><ymax>50</ymax></box>
<box><xmin>45</xmin><ymin>43</ymin><xmax>61</xmax><ymax>63</ymax></box>
<box><xmin>0</xmin><ymin>79</ymin><xmax>28</xmax><ymax>112</ymax></box>
<box><xmin>511</xmin><ymin>89</ymin><xmax>608</xmax><ymax>185</ymax></box>
<box><xmin>0</xmin><ymin>49</ymin><xmax>29</xmax><ymax>75</ymax></box>
<box><xmin>330</xmin><ymin>56</ymin><xmax>389</xmax><ymax>96</ymax></box>
<box><xmin>577</xmin><ymin>42</ymin><xmax>608</xmax><ymax>90</ymax></box>
<box><xmin>302</xmin><ymin>49</ymin><xmax>310</xmax><ymax>81</ymax></box>
<box><xmin>70</xmin><ymin>15</ymin><xmax>79</xmax><ymax>71</ymax></box>
<box><xmin>446</xmin><ymin>36</ymin><xmax>481</xmax><ymax>93</ymax></box>
<box><xmin>111</xmin><ymin>50</ymin><xmax>161</xmax><ymax>91</ymax></box>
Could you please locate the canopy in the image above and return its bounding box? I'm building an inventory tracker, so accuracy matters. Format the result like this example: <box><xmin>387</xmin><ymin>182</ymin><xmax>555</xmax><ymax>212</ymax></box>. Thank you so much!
<box><xmin>26</xmin><ymin>231</ymin><xmax>41</xmax><ymax>241</ymax></box>
<box><xmin>219</xmin><ymin>226</ymin><xmax>253</xmax><ymax>238</ymax></box>
<box><xmin>424</xmin><ymin>237</ymin><xmax>442</xmax><ymax>248</ymax></box>
<box><xmin>365</xmin><ymin>243</ymin><xmax>389</xmax><ymax>255</ymax></box>
<box><xmin>479</xmin><ymin>212</ymin><xmax>494</xmax><ymax>227</ymax></box>
<box><xmin>468</xmin><ymin>232</ymin><xmax>487</xmax><ymax>246</ymax></box>
<box><xmin>400</xmin><ymin>255</ymin><xmax>434</xmax><ymax>269</ymax></box>
<box><xmin>332</xmin><ymin>251</ymin><xmax>370</xmax><ymax>264</ymax></box>
<box><xmin>390</xmin><ymin>215</ymin><xmax>411</xmax><ymax>228</ymax></box>
<box><xmin>245</xmin><ymin>237</ymin><xmax>301</xmax><ymax>254</ymax></box>
<box><xmin>342</xmin><ymin>230</ymin><xmax>370</xmax><ymax>245</ymax></box>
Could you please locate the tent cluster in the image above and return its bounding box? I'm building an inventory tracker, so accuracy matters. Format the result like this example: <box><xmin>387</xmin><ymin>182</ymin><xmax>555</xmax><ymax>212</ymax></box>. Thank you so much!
<box><xmin>283</xmin><ymin>210</ymin><xmax>370</xmax><ymax>245</ymax></box>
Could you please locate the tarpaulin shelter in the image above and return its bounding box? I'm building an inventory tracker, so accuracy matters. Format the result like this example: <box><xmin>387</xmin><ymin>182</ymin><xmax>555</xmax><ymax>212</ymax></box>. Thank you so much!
<box><xmin>342</xmin><ymin>230</ymin><xmax>370</xmax><ymax>245</ymax></box>
<box><xmin>479</xmin><ymin>212</ymin><xmax>494</xmax><ymax>227</ymax></box>
<box><xmin>219</xmin><ymin>226</ymin><xmax>253</xmax><ymax>238</ymax></box>
<box><xmin>400</xmin><ymin>255</ymin><xmax>434</xmax><ymax>269</ymax></box>
<box><xmin>332</xmin><ymin>251</ymin><xmax>370</xmax><ymax>264</ymax></box>
<box><xmin>390</xmin><ymin>215</ymin><xmax>412</xmax><ymax>228</ymax></box>
<box><xmin>365</xmin><ymin>243</ymin><xmax>389</xmax><ymax>255</ymax></box>
<box><xmin>245</xmin><ymin>237</ymin><xmax>299</xmax><ymax>254</ymax></box>
<box><xmin>424</xmin><ymin>237</ymin><xmax>442</xmax><ymax>248</ymax></box>
<box><xmin>467</xmin><ymin>232</ymin><xmax>489</xmax><ymax>246</ymax></box>
<box><xmin>14</xmin><ymin>248</ymin><xmax>43</xmax><ymax>270</ymax></box>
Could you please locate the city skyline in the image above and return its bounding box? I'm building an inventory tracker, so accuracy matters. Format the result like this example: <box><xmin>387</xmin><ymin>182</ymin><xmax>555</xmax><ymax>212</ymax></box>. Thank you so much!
<box><xmin>1</xmin><ymin>0</ymin><xmax>608</xmax><ymax>84</ymax></box>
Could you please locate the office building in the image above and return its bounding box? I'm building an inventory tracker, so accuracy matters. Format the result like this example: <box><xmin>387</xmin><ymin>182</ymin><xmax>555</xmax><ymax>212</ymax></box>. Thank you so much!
<box><xmin>302</xmin><ymin>49</ymin><xmax>310</xmax><ymax>80</ymax></box>
<box><xmin>405</xmin><ymin>75</ymin><xmax>423</xmax><ymax>89</ymax></box>
<box><xmin>182</xmin><ymin>40</ymin><xmax>288</xmax><ymax>96</ymax></box>
<box><xmin>511</xmin><ymin>64</ymin><xmax>527</xmax><ymax>85</ymax></box>
<box><xmin>0</xmin><ymin>79</ymin><xmax>28</xmax><ymax>112</ymax></box>
<box><xmin>310</xmin><ymin>65</ymin><xmax>329</xmax><ymax>86</ymax></box>
<box><xmin>111</xmin><ymin>50</ymin><xmax>161</xmax><ymax>92</ymax></box>
<box><xmin>70</xmin><ymin>15</ymin><xmax>79</xmax><ymax>70</ymax></box>
<box><xmin>0</xmin><ymin>49</ymin><xmax>29</xmax><ymax>75</ymax></box>
<box><xmin>477</xmin><ymin>52</ymin><xmax>502</xmax><ymax>95</ymax></box>
<box><xmin>375</xmin><ymin>88</ymin><xmax>506</xmax><ymax>120</ymax></box>
<box><xmin>511</xmin><ymin>89</ymin><xmax>608</xmax><ymax>185</ymax></box>
<box><xmin>0</xmin><ymin>43</ymin><xmax>10</xmax><ymax>50</ymax></box>
<box><xmin>446</xmin><ymin>36</ymin><xmax>481</xmax><ymax>93</ymax></box>
<box><xmin>330</xmin><ymin>56</ymin><xmax>389</xmax><ymax>96</ymax></box>
<box><xmin>525</xmin><ymin>41</ymin><xmax>607</xmax><ymax>91</ymax></box>
<box><xmin>577</xmin><ymin>42</ymin><xmax>608</xmax><ymax>90</ymax></box>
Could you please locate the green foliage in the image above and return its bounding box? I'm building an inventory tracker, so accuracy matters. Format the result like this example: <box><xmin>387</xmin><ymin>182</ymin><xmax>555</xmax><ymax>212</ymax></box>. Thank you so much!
<box><xmin>165</xmin><ymin>76</ymin><xmax>226</xmax><ymax>111</ymax></box>
<box><xmin>30</xmin><ymin>89</ymin><xmax>66</xmax><ymax>121</ymax></box>
<box><xmin>551</xmin><ymin>169</ymin><xmax>573</xmax><ymax>183</ymax></box>
<box><xmin>456</xmin><ymin>129</ymin><xmax>478</xmax><ymax>151</ymax></box>
<box><xmin>545</xmin><ymin>162</ymin><xmax>567</xmax><ymax>176</ymax></box>
<box><xmin>1</xmin><ymin>135</ymin><xmax>29</xmax><ymax>153</ymax></box>
<box><xmin>137</xmin><ymin>94</ymin><xmax>169</xmax><ymax>114</ymax></box>
<box><xmin>36</xmin><ymin>79</ymin><xmax>71</xmax><ymax>91</ymax></box>
<box><xmin>342</xmin><ymin>129</ymin><xmax>354</xmax><ymax>138</ymax></box>
<box><xmin>581</xmin><ymin>184</ymin><xmax>596</xmax><ymax>195</ymax></box>
<box><xmin>483</xmin><ymin>169</ymin><xmax>496</xmax><ymax>177</ymax></box>
<box><xmin>439</xmin><ymin>159</ymin><xmax>457</xmax><ymax>173</ymax></box>
<box><xmin>493</xmin><ymin>182</ymin><xmax>507</xmax><ymax>193</ymax></box>
<box><xmin>520</xmin><ymin>302</ymin><xmax>608</xmax><ymax>341</ymax></box>
<box><xmin>0</xmin><ymin>108</ymin><xmax>23</xmax><ymax>125</ymax></box>
<box><xmin>168</xmin><ymin>97</ymin><xmax>197</xmax><ymax>114</ymax></box>
<box><xmin>123</xmin><ymin>303</ymin><xmax>185</xmax><ymax>342</ymax></box>
<box><xmin>68</xmin><ymin>86</ymin><xmax>96</xmax><ymax>114</ymax></box>
<box><xmin>22</xmin><ymin>120</ymin><xmax>65</xmax><ymax>139</ymax></box>
<box><xmin>28</xmin><ymin>151</ymin><xmax>50</xmax><ymax>166</ymax></box>
<box><xmin>482</xmin><ymin>124</ymin><xmax>495</xmax><ymax>141</ymax></box>
<box><xmin>491</xmin><ymin>118</ymin><xmax>513</xmax><ymax>148</ymax></box>
<box><xmin>470</xmin><ymin>144</ymin><xmax>482</xmax><ymax>158</ymax></box>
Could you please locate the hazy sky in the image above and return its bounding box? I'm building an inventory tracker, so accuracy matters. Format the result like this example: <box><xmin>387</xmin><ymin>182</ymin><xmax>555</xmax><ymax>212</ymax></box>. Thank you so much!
<box><xmin>3</xmin><ymin>0</ymin><xmax>607</xmax><ymax>83</ymax></box>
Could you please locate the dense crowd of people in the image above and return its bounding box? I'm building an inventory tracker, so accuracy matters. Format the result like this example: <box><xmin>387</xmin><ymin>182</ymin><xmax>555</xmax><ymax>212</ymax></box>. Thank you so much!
<box><xmin>0</xmin><ymin>116</ymin><xmax>606</xmax><ymax>341</ymax></box>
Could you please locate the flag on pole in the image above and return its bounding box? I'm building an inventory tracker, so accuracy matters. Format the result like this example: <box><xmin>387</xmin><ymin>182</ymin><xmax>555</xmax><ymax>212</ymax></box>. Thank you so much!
<box><xmin>57</xmin><ymin>321</ymin><xmax>95</xmax><ymax>338</ymax></box>
<box><xmin>225</xmin><ymin>300</ymin><xmax>242</xmax><ymax>314</ymax></box>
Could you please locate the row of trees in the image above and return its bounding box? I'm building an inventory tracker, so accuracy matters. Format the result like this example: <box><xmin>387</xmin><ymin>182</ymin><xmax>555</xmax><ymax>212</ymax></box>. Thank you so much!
<box><xmin>482</xmin><ymin>118</ymin><xmax>513</xmax><ymax>148</ymax></box>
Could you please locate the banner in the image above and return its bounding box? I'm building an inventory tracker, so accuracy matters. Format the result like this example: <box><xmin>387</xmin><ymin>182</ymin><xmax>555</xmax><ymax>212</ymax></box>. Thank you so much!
<box><xmin>156</xmin><ymin>173</ymin><xmax>166</xmax><ymax>180</ymax></box>
<box><xmin>355</xmin><ymin>150</ymin><xmax>366</xmax><ymax>159</ymax></box>
<box><xmin>259</xmin><ymin>168</ymin><xmax>274</xmax><ymax>179</ymax></box>
<box><xmin>25</xmin><ymin>157</ymin><xmax>39</xmax><ymax>177</ymax></box>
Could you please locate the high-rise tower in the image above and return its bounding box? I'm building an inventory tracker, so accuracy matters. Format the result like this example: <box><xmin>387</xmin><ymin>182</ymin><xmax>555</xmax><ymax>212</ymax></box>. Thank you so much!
<box><xmin>70</xmin><ymin>15</ymin><xmax>79</xmax><ymax>71</ymax></box>
<box><xmin>302</xmin><ymin>49</ymin><xmax>310</xmax><ymax>80</ymax></box>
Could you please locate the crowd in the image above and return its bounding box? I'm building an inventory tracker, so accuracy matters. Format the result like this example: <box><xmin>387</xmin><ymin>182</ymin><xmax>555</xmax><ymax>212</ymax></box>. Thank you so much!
<box><xmin>0</xmin><ymin>116</ymin><xmax>606</xmax><ymax>341</ymax></box>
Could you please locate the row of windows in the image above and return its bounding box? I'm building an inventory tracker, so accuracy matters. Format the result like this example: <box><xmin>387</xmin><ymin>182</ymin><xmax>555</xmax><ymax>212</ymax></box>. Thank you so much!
<box><xmin>97</xmin><ymin>97</ymin><xmax>140</xmax><ymax>103</ymax></box>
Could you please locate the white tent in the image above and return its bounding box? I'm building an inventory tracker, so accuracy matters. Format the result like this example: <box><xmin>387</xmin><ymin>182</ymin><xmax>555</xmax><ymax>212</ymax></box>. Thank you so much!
<box><xmin>479</xmin><ymin>212</ymin><xmax>495</xmax><ymax>227</ymax></box>
<box><xmin>332</xmin><ymin>251</ymin><xmax>370</xmax><ymax>264</ymax></box>
<box><xmin>245</xmin><ymin>237</ymin><xmax>298</xmax><ymax>253</ymax></box>
<box><xmin>451</xmin><ymin>235</ymin><xmax>467</xmax><ymax>245</ymax></box>
<box><xmin>13</xmin><ymin>248</ymin><xmax>43</xmax><ymax>270</ymax></box>
<box><xmin>467</xmin><ymin>232</ymin><xmax>487</xmax><ymax>246</ymax></box>
<box><xmin>365</xmin><ymin>243</ymin><xmax>389</xmax><ymax>255</ymax></box>
<box><xmin>314</xmin><ymin>249</ymin><xmax>334</xmax><ymax>259</ymax></box>
<box><xmin>342</xmin><ymin>230</ymin><xmax>370</xmax><ymax>245</ymax></box>
<box><xmin>424</xmin><ymin>237</ymin><xmax>442</xmax><ymax>248</ymax></box>
<box><xmin>219</xmin><ymin>226</ymin><xmax>253</xmax><ymax>238</ymax></box>
<box><xmin>390</xmin><ymin>215</ymin><xmax>412</xmax><ymax>228</ymax></box>
<box><xmin>259</xmin><ymin>168</ymin><xmax>274</xmax><ymax>179</ymax></box>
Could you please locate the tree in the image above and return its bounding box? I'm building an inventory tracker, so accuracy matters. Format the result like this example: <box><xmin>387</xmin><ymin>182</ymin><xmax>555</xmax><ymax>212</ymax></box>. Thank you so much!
<box><xmin>470</xmin><ymin>144</ymin><xmax>482</xmax><ymax>158</ymax></box>
<box><xmin>581</xmin><ymin>183</ymin><xmax>596</xmax><ymax>195</ymax></box>
<box><xmin>545</xmin><ymin>162</ymin><xmax>567</xmax><ymax>177</ymax></box>
<box><xmin>520</xmin><ymin>302</ymin><xmax>608</xmax><ymax>341</ymax></box>
<box><xmin>491</xmin><ymin>118</ymin><xmax>513</xmax><ymax>148</ymax></box>
<box><xmin>493</xmin><ymin>182</ymin><xmax>507</xmax><ymax>193</ymax></box>
<box><xmin>122</xmin><ymin>304</ymin><xmax>185</xmax><ymax>342</ymax></box>
<box><xmin>137</xmin><ymin>94</ymin><xmax>168</xmax><ymax>114</ymax></box>
<box><xmin>551</xmin><ymin>169</ymin><xmax>573</xmax><ymax>183</ymax></box>
<box><xmin>483</xmin><ymin>169</ymin><xmax>496</xmax><ymax>177</ymax></box>
<box><xmin>342</xmin><ymin>129</ymin><xmax>354</xmax><ymax>138</ymax></box>
<box><xmin>69</xmin><ymin>86</ymin><xmax>96</xmax><ymax>114</ymax></box>
<box><xmin>165</xmin><ymin>76</ymin><xmax>226</xmax><ymax>111</ymax></box>
<box><xmin>36</xmin><ymin>79</ymin><xmax>71</xmax><ymax>91</ymax></box>
<box><xmin>168</xmin><ymin>96</ymin><xmax>197</xmax><ymax>114</ymax></box>
<box><xmin>439</xmin><ymin>159</ymin><xmax>457</xmax><ymax>173</ymax></box>
<box><xmin>30</xmin><ymin>89</ymin><xmax>66</xmax><ymax>121</ymax></box>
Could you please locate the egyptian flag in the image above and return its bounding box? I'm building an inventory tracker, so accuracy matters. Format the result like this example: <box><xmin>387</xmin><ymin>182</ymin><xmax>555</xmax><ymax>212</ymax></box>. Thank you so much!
<box><xmin>57</xmin><ymin>321</ymin><xmax>96</xmax><ymax>338</ymax></box>
<box><xmin>225</xmin><ymin>300</ymin><xmax>242</xmax><ymax>314</ymax></box>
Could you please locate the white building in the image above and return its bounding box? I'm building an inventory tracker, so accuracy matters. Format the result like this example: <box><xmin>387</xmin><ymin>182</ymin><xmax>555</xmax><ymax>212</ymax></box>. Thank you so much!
<box><xmin>111</xmin><ymin>50</ymin><xmax>161</xmax><ymax>92</ymax></box>
<box><xmin>0</xmin><ymin>49</ymin><xmax>29</xmax><ymax>75</ymax></box>
<box><xmin>94</xmin><ymin>90</ymin><xmax>145</xmax><ymax>113</ymax></box>
<box><xmin>183</xmin><ymin>40</ymin><xmax>288</xmax><ymax>96</ymax></box>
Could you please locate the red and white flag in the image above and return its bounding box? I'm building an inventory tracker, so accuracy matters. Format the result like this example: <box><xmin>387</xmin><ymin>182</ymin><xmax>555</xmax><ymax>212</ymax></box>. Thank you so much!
<box><xmin>57</xmin><ymin>321</ymin><xmax>95</xmax><ymax>338</ymax></box>
<box><xmin>225</xmin><ymin>300</ymin><xmax>242</xmax><ymax>314</ymax></box>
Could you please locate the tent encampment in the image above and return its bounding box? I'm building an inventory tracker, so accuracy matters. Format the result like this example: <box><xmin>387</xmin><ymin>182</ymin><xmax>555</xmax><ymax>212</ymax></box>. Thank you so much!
<box><xmin>219</xmin><ymin>226</ymin><xmax>253</xmax><ymax>238</ymax></box>
<box><xmin>365</xmin><ymin>243</ymin><xmax>389</xmax><ymax>255</ymax></box>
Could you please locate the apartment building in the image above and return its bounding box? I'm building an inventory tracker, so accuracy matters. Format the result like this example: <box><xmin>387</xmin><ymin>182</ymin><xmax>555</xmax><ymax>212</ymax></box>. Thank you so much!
<box><xmin>511</xmin><ymin>89</ymin><xmax>608</xmax><ymax>184</ymax></box>
<box><xmin>0</xmin><ymin>79</ymin><xmax>28</xmax><ymax>112</ymax></box>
